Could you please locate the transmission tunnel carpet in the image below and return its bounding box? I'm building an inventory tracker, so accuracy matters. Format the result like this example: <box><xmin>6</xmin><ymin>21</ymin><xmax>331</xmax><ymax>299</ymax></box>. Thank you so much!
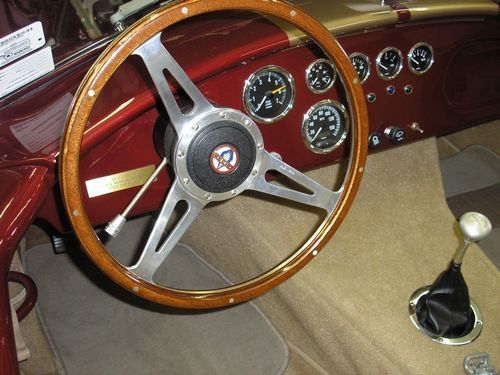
<box><xmin>23</xmin><ymin>217</ymin><xmax>288</xmax><ymax>375</ymax></box>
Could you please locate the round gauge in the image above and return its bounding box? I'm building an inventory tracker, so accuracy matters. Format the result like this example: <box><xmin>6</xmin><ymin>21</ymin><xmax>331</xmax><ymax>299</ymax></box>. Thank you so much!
<box><xmin>408</xmin><ymin>42</ymin><xmax>434</xmax><ymax>75</ymax></box>
<box><xmin>376</xmin><ymin>47</ymin><xmax>403</xmax><ymax>80</ymax></box>
<box><xmin>306</xmin><ymin>58</ymin><xmax>336</xmax><ymax>93</ymax></box>
<box><xmin>243</xmin><ymin>66</ymin><xmax>294</xmax><ymax>123</ymax></box>
<box><xmin>302</xmin><ymin>100</ymin><xmax>349</xmax><ymax>154</ymax></box>
<box><xmin>349</xmin><ymin>52</ymin><xmax>370</xmax><ymax>84</ymax></box>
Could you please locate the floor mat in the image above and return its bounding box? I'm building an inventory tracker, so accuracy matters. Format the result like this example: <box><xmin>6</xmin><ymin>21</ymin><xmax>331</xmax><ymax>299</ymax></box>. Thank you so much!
<box><xmin>446</xmin><ymin>184</ymin><xmax>500</xmax><ymax>227</ymax></box>
<box><xmin>440</xmin><ymin>145</ymin><xmax>500</xmax><ymax>268</ymax></box>
<box><xmin>23</xmin><ymin>218</ymin><xmax>288</xmax><ymax>375</ymax></box>
<box><xmin>440</xmin><ymin>145</ymin><xmax>500</xmax><ymax>197</ymax></box>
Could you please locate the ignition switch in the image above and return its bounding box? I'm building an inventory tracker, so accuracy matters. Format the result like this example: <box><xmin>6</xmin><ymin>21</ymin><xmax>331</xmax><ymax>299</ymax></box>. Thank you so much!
<box><xmin>384</xmin><ymin>126</ymin><xmax>406</xmax><ymax>144</ymax></box>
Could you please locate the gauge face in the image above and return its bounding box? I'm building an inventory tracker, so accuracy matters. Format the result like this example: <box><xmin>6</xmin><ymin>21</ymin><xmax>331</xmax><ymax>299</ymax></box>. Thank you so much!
<box><xmin>376</xmin><ymin>47</ymin><xmax>403</xmax><ymax>80</ymax></box>
<box><xmin>306</xmin><ymin>58</ymin><xmax>336</xmax><ymax>93</ymax></box>
<box><xmin>302</xmin><ymin>100</ymin><xmax>349</xmax><ymax>154</ymax></box>
<box><xmin>408</xmin><ymin>43</ymin><xmax>434</xmax><ymax>74</ymax></box>
<box><xmin>349</xmin><ymin>53</ymin><xmax>370</xmax><ymax>84</ymax></box>
<box><xmin>243</xmin><ymin>66</ymin><xmax>294</xmax><ymax>123</ymax></box>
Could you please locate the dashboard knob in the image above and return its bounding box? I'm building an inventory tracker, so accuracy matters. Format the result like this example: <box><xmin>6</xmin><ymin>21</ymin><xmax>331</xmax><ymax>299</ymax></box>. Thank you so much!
<box><xmin>384</xmin><ymin>126</ymin><xmax>405</xmax><ymax>144</ymax></box>
<box><xmin>368</xmin><ymin>132</ymin><xmax>383</xmax><ymax>149</ymax></box>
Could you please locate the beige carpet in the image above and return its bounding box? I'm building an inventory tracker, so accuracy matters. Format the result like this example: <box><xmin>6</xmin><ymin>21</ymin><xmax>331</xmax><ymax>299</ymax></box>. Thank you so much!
<box><xmin>23</xmin><ymin>222</ymin><xmax>288</xmax><ymax>375</ymax></box>
<box><xmin>183</xmin><ymin>138</ymin><xmax>500</xmax><ymax>374</ymax></box>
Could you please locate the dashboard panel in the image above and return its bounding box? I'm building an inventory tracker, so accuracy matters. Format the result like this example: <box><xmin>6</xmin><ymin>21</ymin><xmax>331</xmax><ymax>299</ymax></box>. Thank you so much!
<box><xmin>33</xmin><ymin>15</ymin><xmax>500</xmax><ymax>230</ymax></box>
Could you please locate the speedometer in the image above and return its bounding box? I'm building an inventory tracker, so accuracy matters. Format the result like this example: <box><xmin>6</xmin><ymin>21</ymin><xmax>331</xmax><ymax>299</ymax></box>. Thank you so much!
<box><xmin>302</xmin><ymin>100</ymin><xmax>349</xmax><ymax>154</ymax></box>
<box><xmin>243</xmin><ymin>66</ymin><xmax>294</xmax><ymax>123</ymax></box>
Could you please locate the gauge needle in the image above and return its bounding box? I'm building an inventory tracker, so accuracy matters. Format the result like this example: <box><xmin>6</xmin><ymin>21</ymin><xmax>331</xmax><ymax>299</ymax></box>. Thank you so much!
<box><xmin>379</xmin><ymin>63</ymin><xmax>388</xmax><ymax>71</ymax></box>
<box><xmin>255</xmin><ymin>95</ymin><xmax>268</xmax><ymax>111</ymax></box>
<box><xmin>271</xmin><ymin>85</ymin><xmax>286</xmax><ymax>95</ymax></box>
<box><xmin>411</xmin><ymin>56</ymin><xmax>419</xmax><ymax>64</ymax></box>
<box><xmin>311</xmin><ymin>127</ymin><xmax>323</xmax><ymax>142</ymax></box>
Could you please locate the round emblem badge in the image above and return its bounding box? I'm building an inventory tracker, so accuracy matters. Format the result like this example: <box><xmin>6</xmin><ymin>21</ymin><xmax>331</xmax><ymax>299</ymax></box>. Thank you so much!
<box><xmin>210</xmin><ymin>144</ymin><xmax>240</xmax><ymax>175</ymax></box>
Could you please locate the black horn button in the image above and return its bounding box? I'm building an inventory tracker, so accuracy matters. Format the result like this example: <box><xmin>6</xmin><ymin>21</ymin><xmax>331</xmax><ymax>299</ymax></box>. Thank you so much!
<box><xmin>186</xmin><ymin>121</ymin><xmax>256</xmax><ymax>193</ymax></box>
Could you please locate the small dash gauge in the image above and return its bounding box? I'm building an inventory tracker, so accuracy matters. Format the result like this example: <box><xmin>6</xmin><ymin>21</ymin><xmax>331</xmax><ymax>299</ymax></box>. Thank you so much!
<box><xmin>243</xmin><ymin>66</ymin><xmax>294</xmax><ymax>123</ymax></box>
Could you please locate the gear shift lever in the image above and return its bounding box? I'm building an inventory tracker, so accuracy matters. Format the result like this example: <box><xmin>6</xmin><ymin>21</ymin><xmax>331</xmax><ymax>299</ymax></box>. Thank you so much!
<box><xmin>409</xmin><ymin>212</ymin><xmax>492</xmax><ymax>345</ymax></box>
<box><xmin>453</xmin><ymin>212</ymin><xmax>492</xmax><ymax>265</ymax></box>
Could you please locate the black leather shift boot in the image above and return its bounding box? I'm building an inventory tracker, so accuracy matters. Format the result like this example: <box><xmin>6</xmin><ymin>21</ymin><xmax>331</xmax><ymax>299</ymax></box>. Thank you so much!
<box><xmin>415</xmin><ymin>263</ymin><xmax>475</xmax><ymax>338</ymax></box>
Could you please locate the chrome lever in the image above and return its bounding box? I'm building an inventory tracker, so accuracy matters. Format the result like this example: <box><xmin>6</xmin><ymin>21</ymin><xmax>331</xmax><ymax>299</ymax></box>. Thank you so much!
<box><xmin>105</xmin><ymin>158</ymin><xmax>167</xmax><ymax>237</ymax></box>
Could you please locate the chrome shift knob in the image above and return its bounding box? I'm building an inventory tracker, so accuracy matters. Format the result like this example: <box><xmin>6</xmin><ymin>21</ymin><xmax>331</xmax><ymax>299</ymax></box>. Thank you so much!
<box><xmin>459</xmin><ymin>212</ymin><xmax>492</xmax><ymax>242</ymax></box>
<box><xmin>454</xmin><ymin>212</ymin><xmax>492</xmax><ymax>265</ymax></box>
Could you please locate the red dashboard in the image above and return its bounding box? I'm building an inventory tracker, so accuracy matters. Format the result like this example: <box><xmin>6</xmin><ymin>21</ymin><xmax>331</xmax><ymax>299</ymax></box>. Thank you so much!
<box><xmin>1</xmin><ymin>9</ymin><xmax>499</xmax><ymax>241</ymax></box>
<box><xmin>29</xmin><ymin>14</ymin><xmax>500</xmax><ymax>231</ymax></box>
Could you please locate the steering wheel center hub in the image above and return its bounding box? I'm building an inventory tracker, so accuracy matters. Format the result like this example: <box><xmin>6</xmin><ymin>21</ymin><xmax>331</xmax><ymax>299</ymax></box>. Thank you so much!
<box><xmin>173</xmin><ymin>108</ymin><xmax>265</xmax><ymax>200</ymax></box>
<box><xmin>186</xmin><ymin>120</ymin><xmax>256</xmax><ymax>193</ymax></box>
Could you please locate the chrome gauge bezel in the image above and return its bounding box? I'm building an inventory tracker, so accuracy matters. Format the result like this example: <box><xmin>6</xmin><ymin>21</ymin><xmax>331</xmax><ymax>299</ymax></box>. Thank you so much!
<box><xmin>407</xmin><ymin>42</ymin><xmax>434</xmax><ymax>75</ymax></box>
<box><xmin>349</xmin><ymin>52</ymin><xmax>371</xmax><ymax>84</ymax></box>
<box><xmin>242</xmin><ymin>65</ymin><xmax>295</xmax><ymax>124</ymax></box>
<box><xmin>301</xmin><ymin>99</ymin><xmax>349</xmax><ymax>154</ymax></box>
<box><xmin>305</xmin><ymin>58</ymin><xmax>337</xmax><ymax>93</ymax></box>
<box><xmin>376</xmin><ymin>47</ymin><xmax>403</xmax><ymax>80</ymax></box>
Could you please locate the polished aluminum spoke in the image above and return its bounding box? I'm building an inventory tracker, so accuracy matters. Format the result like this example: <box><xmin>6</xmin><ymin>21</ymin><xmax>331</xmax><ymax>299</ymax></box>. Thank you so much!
<box><xmin>251</xmin><ymin>151</ymin><xmax>340</xmax><ymax>213</ymax></box>
<box><xmin>132</xmin><ymin>33</ymin><xmax>214</xmax><ymax>136</ymax></box>
<box><xmin>128</xmin><ymin>180</ymin><xmax>205</xmax><ymax>281</ymax></box>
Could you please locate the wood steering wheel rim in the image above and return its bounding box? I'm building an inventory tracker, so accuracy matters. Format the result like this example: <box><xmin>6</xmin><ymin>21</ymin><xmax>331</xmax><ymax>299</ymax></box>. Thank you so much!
<box><xmin>60</xmin><ymin>0</ymin><xmax>368</xmax><ymax>309</ymax></box>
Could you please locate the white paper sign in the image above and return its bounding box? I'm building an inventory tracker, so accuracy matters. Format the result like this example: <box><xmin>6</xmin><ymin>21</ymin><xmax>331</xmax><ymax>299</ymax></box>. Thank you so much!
<box><xmin>0</xmin><ymin>22</ymin><xmax>45</xmax><ymax>68</ymax></box>
<box><xmin>0</xmin><ymin>46</ymin><xmax>55</xmax><ymax>98</ymax></box>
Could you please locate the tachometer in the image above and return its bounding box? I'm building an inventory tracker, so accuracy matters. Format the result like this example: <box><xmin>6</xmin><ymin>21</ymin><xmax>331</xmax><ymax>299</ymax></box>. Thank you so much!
<box><xmin>349</xmin><ymin>53</ymin><xmax>370</xmax><ymax>84</ymax></box>
<box><xmin>243</xmin><ymin>66</ymin><xmax>294</xmax><ymax>123</ymax></box>
<box><xmin>302</xmin><ymin>100</ymin><xmax>349</xmax><ymax>154</ymax></box>
<box><xmin>306</xmin><ymin>58</ymin><xmax>336</xmax><ymax>93</ymax></box>
<box><xmin>408</xmin><ymin>42</ymin><xmax>434</xmax><ymax>74</ymax></box>
<box><xmin>376</xmin><ymin>47</ymin><xmax>403</xmax><ymax>80</ymax></box>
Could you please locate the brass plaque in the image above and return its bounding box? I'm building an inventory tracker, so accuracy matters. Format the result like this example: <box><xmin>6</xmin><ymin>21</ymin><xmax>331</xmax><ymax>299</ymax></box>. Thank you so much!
<box><xmin>85</xmin><ymin>165</ymin><xmax>156</xmax><ymax>198</ymax></box>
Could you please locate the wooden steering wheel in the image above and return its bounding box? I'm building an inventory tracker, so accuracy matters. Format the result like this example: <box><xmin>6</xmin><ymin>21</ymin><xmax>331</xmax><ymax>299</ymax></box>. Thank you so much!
<box><xmin>60</xmin><ymin>0</ymin><xmax>368</xmax><ymax>309</ymax></box>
